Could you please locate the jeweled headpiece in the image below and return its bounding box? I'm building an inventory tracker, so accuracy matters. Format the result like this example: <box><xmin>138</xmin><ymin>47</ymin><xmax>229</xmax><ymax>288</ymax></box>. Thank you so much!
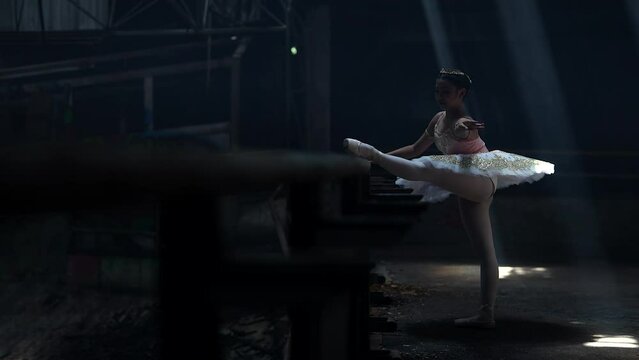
<box><xmin>439</xmin><ymin>68</ymin><xmax>472</xmax><ymax>85</ymax></box>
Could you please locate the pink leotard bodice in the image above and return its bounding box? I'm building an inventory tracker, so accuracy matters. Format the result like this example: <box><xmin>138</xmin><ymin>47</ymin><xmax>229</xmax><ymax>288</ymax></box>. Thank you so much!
<box><xmin>432</xmin><ymin>114</ymin><xmax>488</xmax><ymax>155</ymax></box>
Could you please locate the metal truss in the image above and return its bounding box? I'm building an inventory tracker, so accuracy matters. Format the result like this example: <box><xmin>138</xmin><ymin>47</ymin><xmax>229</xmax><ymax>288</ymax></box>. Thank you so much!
<box><xmin>2</xmin><ymin>0</ymin><xmax>300</xmax><ymax>150</ymax></box>
<box><xmin>10</xmin><ymin>0</ymin><xmax>290</xmax><ymax>36</ymax></box>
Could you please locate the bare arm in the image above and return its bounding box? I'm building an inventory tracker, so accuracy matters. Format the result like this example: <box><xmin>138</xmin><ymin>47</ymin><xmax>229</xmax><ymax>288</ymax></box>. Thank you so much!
<box><xmin>386</xmin><ymin>112</ymin><xmax>441</xmax><ymax>159</ymax></box>
<box><xmin>452</xmin><ymin>118</ymin><xmax>485</xmax><ymax>140</ymax></box>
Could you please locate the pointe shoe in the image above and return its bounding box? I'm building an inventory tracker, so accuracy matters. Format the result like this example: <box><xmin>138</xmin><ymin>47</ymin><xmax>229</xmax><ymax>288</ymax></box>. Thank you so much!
<box><xmin>454</xmin><ymin>305</ymin><xmax>496</xmax><ymax>329</ymax></box>
<box><xmin>343</xmin><ymin>138</ymin><xmax>381</xmax><ymax>162</ymax></box>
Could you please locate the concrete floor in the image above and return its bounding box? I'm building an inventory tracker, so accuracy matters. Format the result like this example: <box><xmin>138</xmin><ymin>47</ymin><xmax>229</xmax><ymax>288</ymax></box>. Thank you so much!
<box><xmin>369</xmin><ymin>261</ymin><xmax>639</xmax><ymax>360</ymax></box>
<box><xmin>0</xmin><ymin>262</ymin><xmax>636</xmax><ymax>360</ymax></box>
<box><xmin>0</xmin><ymin>283</ymin><xmax>156</xmax><ymax>360</ymax></box>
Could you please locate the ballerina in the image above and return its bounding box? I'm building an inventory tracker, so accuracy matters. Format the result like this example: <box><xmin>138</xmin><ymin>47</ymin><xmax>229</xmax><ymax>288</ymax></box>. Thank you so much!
<box><xmin>344</xmin><ymin>68</ymin><xmax>554</xmax><ymax>328</ymax></box>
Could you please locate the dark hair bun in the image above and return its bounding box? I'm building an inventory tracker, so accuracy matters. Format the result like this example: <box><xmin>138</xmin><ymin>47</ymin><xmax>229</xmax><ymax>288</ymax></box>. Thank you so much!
<box><xmin>438</xmin><ymin>68</ymin><xmax>472</xmax><ymax>91</ymax></box>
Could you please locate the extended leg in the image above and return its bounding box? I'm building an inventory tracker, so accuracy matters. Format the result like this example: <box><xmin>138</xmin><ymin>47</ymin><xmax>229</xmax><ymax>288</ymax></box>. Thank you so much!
<box><xmin>343</xmin><ymin>138</ymin><xmax>494</xmax><ymax>202</ymax></box>
<box><xmin>377</xmin><ymin>153</ymin><xmax>494</xmax><ymax>203</ymax></box>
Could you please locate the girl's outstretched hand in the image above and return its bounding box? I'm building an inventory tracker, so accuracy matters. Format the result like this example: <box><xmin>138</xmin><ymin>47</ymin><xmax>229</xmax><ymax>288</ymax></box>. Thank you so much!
<box><xmin>459</xmin><ymin>119</ymin><xmax>485</xmax><ymax>130</ymax></box>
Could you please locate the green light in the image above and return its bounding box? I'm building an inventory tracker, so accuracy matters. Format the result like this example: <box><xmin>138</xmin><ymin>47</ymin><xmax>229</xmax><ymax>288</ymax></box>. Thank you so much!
<box><xmin>290</xmin><ymin>46</ymin><xmax>298</xmax><ymax>55</ymax></box>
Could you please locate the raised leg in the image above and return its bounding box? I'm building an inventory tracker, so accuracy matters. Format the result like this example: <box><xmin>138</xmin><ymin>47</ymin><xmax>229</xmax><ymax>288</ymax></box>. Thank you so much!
<box><xmin>343</xmin><ymin>138</ymin><xmax>495</xmax><ymax>203</ymax></box>
<box><xmin>377</xmin><ymin>153</ymin><xmax>494</xmax><ymax>203</ymax></box>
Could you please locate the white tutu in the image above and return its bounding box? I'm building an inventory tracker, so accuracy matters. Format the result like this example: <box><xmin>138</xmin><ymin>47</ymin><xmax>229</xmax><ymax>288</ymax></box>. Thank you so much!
<box><xmin>395</xmin><ymin>150</ymin><xmax>555</xmax><ymax>203</ymax></box>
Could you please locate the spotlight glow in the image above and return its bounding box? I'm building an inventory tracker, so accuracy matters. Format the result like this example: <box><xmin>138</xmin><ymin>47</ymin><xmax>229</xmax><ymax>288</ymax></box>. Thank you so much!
<box><xmin>498</xmin><ymin>266</ymin><xmax>550</xmax><ymax>279</ymax></box>
<box><xmin>584</xmin><ymin>335</ymin><xmax>638</xmax><ymax>348</ymax></box>
<box><xmin>290</xmin><ymin>46</ymin><xmax>298</xmax><ymax>55</ymax></box>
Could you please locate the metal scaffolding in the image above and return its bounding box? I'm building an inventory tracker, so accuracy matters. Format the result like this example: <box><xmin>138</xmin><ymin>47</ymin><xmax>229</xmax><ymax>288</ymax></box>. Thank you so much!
<box><xmin>0</xmin><ymin>0</ymin><xmax>295</xmax><ymax>151</ymax></box>
<box><xmin>4</xmin><ymin>0</ymin><xmax>288</xmax><ymax>36</ymax></box>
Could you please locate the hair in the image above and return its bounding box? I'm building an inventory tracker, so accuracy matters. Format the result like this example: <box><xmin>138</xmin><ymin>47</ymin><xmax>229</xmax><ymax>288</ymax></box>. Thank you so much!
<box><xmin>438</xmin><ymin>68</ymin><xmax>472</xmax><ymax>98</ymax></box>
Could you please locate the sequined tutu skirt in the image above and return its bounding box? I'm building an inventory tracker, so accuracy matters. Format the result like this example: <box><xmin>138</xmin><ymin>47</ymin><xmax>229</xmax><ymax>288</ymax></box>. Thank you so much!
<box><xmin>395</xmin><ymin>150</ymin><xmax>555</xmax><ymax>203</ymax></box>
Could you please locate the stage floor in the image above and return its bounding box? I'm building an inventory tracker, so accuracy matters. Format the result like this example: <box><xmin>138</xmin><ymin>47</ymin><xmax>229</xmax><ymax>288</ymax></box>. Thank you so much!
<box><xmin>370</xmin><ymin>261</ymin><xmax>639</xmax><ymax>360</ymax></box>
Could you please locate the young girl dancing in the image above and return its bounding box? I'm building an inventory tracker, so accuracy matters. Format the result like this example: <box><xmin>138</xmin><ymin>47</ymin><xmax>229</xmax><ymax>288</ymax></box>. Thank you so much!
<box><xmin>344</xmin><ymin>68</ymin><xmax>554</xmax><ymax>328</ymax></box>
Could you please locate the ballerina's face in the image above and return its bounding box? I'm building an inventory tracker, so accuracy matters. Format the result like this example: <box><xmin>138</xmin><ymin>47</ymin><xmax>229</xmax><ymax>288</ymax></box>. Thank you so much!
<box><xmin>435</xmin><ymin>78</ymin><xmax>466</xmax><ymax>110</ymax></box>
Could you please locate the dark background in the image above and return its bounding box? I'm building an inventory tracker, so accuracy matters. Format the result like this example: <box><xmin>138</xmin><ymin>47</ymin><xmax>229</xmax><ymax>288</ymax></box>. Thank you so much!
<box><xmin>3</xmin><ymin>0</ymin><xmax>637</xmax><ymax>153</ymax></box>
<box><xmin>0</xmin><ymin>0</ymin><xmax>637</xmax><ymax>266</ymax></box>
<box><xmin>0</xmin><ymin>2</ymin><xmax>637</xmax><ymax>358</ymax></box>
<box><xmin>333</xmin><ymin>0</ymin><xmax>638</xmax><ymax>153</ymax></box>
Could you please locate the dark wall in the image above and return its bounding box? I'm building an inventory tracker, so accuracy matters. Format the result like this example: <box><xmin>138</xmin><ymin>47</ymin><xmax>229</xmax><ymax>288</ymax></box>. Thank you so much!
<box><xmin>238</xmin><ymin>33</ymin><xmax>287</xmax><ymax>149</ymax></box>
<box><xmin>331</xmin><ymin>0</ymin><xmax>638</xmax><ymax>154</ymax></box>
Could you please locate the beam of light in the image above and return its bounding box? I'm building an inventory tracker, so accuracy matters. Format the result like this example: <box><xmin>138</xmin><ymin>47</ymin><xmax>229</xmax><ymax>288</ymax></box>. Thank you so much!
<box><xmin>495</xmin><ymin>1</ymin><xmax>574</xmax><ymax>146</ymax></box>
<box><xmin>420</xmin><ymin>0</ymin><xmax>489</xmax><ymax>130</ymax></box>
<box><xmin>625</xmin><ymin>0</ymin><xmax>639</xmax><ymax>48</ymax></box>
<box><xmin>420</xmin><ymin>1</ymin><xmax>505</xmax><ymax>260</ymax></box>
<box><xmin>495</xmin><ymin>0</ymin><xmax>602</xmax><ymax>260</ymax></box>
<box><xmin>584</xmin><ymin>335</ymin><xmax>638</xmax><ymax>349</ymax></box>
<box><xmin>498</xmin><ymin>266</ymin><xmax>550</xmax><ymax>279</ymax></box>
<box><xmin>493</xmin><ymin>11</ymin><xmax>634</xmax><ymax>338</ymax></box>
<box><xmin>420</xmin><ymin>0</ymin><xmax>454</xmax><ymax>68</ymax></box>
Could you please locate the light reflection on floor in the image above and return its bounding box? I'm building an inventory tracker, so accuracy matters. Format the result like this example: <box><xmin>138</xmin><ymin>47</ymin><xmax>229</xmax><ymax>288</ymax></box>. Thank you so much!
<box><xmin>499</xmin><ymin>266</ymin><xmax>550</xmax><ymax>279</ymax></box>
<box><xmin>583</xmin><ymin>335</ymin><xmax>638</xmax><ymax>349</ymax></box>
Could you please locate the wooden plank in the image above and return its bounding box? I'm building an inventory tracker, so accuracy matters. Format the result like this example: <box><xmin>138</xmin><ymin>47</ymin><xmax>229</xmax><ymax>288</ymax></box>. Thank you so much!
<box><xmin>0</xmin><ymin>144</ymin><xmax>370</xmax><ymax>211</ymax></box>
